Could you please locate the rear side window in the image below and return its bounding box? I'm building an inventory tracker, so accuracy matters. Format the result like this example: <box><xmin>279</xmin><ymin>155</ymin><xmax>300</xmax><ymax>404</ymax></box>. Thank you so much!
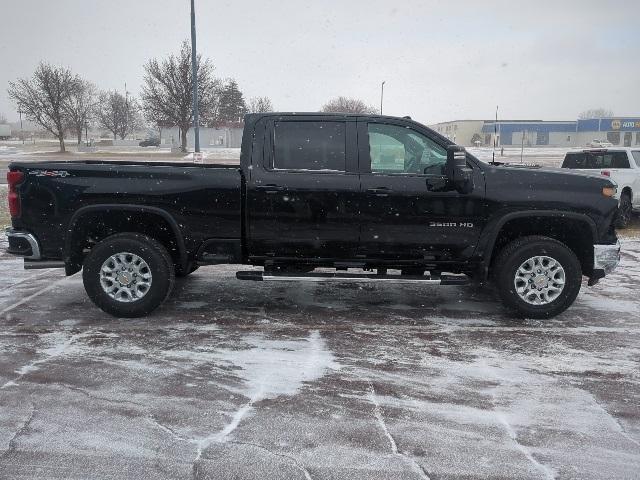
<box><xmin>562</xmin><ymin>151</ymin><xmax>630</xmax><ymax>169</ymax></box>
<box><xmin>273</xmin><ymin>121</ymin><xmax>346</xmax><ymax>171</ymax></box>
<box><xmin>633</xmin><ymin>151</ymin><xmax>640</xmax><ymax>167</ymax></box>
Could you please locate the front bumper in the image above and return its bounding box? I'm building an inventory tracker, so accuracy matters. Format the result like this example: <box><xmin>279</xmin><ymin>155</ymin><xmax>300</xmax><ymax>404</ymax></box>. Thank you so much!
<box><xmin>589</xmin><ymin>240</ymin><xmax>620</xmax><ymax>285</ymax></box>
<box><xmin>5</xmin><ymin>228</ymin><xmax>41</xmax><ymax>260</ymax></box>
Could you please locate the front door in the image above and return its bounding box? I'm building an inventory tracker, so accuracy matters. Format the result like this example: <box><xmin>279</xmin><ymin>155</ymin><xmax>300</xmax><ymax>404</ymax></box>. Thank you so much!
<box><xmin>357</xmin><ymin>119</ymin><xmax>486</xmax><ymax>264</ymax></box>
<box><xmin>247</xmin><ymin>117</ymin><xmax>360</xmax><ymax>260</ymax></box>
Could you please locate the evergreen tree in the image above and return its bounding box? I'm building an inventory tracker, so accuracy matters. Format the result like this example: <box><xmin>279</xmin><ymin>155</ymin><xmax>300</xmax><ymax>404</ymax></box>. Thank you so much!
<box><xmin>217</xmin><ymin>79</ymin><xmax>247</xmax><ymax>123</ymax></box>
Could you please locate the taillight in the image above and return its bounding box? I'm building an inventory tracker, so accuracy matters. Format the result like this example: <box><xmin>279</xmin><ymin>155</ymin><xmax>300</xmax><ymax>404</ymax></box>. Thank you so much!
<box><xmin>601</xmin><ymin>170</ymin><xmax>610</xmax><ymax>177</ymax></box>
<box><xmin>7</xmin><ymin>170</ymin><xmax>24</xmax><ymax>218</ymax></box>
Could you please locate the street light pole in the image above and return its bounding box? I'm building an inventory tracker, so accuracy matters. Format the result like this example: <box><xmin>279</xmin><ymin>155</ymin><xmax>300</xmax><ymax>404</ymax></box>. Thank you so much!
<box><xmin>380</xmin><ymin>81</ymin><xmax>385</xmax><ymax>115</ymax></box>
<box><xmin>190</xmin><ymin>0</ymin><xmax>200</xmax><ymax>153</ymax></box>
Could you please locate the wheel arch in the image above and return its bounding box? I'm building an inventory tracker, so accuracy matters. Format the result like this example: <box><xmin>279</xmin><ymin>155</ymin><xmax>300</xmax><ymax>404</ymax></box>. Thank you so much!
<box><xmin>64</xmin><ymin>204</ymin><xmax>188</xmax><ymax>275</ymax></box>
<box><xmin>620</xmin><ymin>186</ymin><xmax>632</xmax><ymax>200</ymax></box>
<box><xmin>478</xmin><ymin>211</ymin><xmax>598</xmax><ymax>280</ymax></box>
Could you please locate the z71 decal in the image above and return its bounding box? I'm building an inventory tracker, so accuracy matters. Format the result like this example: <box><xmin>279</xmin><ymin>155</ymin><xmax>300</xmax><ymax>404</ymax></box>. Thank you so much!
<box><xmin>29</xmin><ymin>170</ymin><xmax>70</xmax><ymax>177</ymax></box>
<box><xmin>429</xmin><ymin>221</ymin><xmax>474</xmax><ymax>228</ymax></box>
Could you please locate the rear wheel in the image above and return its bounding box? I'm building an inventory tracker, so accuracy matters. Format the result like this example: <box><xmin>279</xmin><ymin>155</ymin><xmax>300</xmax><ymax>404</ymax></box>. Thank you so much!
<box><xmin>615</xmin><ymin>192</ymin><xmax>632</xmax><ymax>228</ymax></box>
<box><xmin>492</xmin><ymin>236</ymin><xmax>582</xmax><ymax>319</ymax></box>
<box><xmin>82</xmin><ymin>233</ymin><xmax>175</xmax><ymax>317</ymax></box>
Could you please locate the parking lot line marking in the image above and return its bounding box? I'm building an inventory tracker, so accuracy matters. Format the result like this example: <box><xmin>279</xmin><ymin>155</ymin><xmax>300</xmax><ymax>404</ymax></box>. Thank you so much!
<box><xmin>0</xmin><ymin>269</ymin><xmax>52</xmax><ymax>291</ymax></box>
<box><xmin>0</xmin><ymin>275</ymin><xmax>72</xmax><ymax>316</ymax></box>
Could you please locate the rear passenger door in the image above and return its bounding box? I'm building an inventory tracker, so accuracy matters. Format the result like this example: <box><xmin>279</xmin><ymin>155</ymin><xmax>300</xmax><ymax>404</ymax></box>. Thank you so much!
<box><xmin>246</xmin><ymin>116</ymin><xmax>360</xmax><ymax>260</ymax></box>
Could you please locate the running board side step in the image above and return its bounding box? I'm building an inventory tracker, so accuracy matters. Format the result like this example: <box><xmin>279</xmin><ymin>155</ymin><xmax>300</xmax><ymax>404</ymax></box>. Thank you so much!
<box><xmin>236</xmin><ymin>271</ymin><xmax>469</xmax><ymax>285</ymax></box>
<box><xmin>24</xmin><ymin>260</ymin><xmax>66</xmax><ymax>270</ymax></box>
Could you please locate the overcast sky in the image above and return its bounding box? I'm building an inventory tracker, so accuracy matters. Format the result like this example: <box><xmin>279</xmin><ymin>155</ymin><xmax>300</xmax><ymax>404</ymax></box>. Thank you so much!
<box><xmin>1</xmin><ymin>0</ymin><xmax>638</xmax><ymax>125</ymax></box>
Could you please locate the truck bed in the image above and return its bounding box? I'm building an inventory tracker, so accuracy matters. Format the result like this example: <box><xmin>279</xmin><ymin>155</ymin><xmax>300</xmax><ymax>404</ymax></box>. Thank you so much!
<box><xmin>9</xmin><ymin>160</ymin><xmax>243</xmax><ymax>260</ymax></box>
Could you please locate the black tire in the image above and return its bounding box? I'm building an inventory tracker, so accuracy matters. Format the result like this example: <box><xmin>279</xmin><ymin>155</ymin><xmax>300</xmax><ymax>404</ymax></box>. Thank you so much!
<box><xmin>492</xmin><ymin>236</ymin><xmax>582</xmax><ymax>319</ymax></box>
<box><xmin>82</xmin><ymin>233</ymin><xmax>175</xmax><ymax>318</ymax></box>
<box><xmin>175</xmin><ymin>261</ymin><xmax>199</xmax><ymax>277</ymax></box>
<box><xmin>615</xmin><ymin>192</ymin><xmax>632</xmax><ymax>228</ymax></box>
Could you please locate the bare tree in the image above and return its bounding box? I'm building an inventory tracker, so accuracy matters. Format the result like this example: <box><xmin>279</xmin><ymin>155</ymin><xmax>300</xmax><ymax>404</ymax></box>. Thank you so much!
<box><xmin>64</xmin><ymin>80</ymin><xmax>96</xmax><ymax>145</ymax></box>
<box><xmin>96</xmin><ymin>90</ymin><xmax>141</xmax><ymax>140</ymax></box>
<box><xmin>0</xmin><ymin>112</ymin><xmax>7</xmax><ymax>124</ymax></box>
<box><xmin>7</xmin><ymin>62</ymin><xmax>78</xmax><ymax>152</ymax></box>
<box><xmin>141</xmin><ymin>40</ymin><xmax>220</xmax><ymax>152</ymax></box>
<box><xmin>579</xmin><ymin>108</ymin><xmax>614</xmax><ymax>119</ymax></box>
<box><xmin>247</xmin><ymin>96</ymin><xmax>274</xmax><ymax>114</ymax></box>
<box><xmin>321</xmin><ymin>96</ymin><xmax>377</xmax><ymax>114</ymax></box>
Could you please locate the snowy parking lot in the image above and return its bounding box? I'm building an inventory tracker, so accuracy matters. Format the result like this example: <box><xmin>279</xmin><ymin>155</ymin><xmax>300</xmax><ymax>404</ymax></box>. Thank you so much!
<box><xmin>0</xmin><ymin>232</ymin><xmax>639</xmax><ymax>479</ymax></box>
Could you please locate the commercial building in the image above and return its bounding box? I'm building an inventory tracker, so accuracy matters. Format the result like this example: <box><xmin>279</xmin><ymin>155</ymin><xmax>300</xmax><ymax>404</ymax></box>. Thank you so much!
<box><xmin>428</xmin><ymin>120</ymin><xmax>486</xmax><ymax>146</ymax></box>
<box><xmin>429</xmin><ymin>117</ymin><xmax>640</xmax><ymax>148</ymax></box>
<box><xmin>163</xmin><ymin>125</ymin><xmax>244</xmax><ymax>149</ymax></box>
<box><xmin>481</xmin><ymin>121</ymin><xmax>577</xmax><ymax>147</ymax></box>
<box><xmin>575</xmin><ymin>118</ymin><xmax>640</xmax><ymax>147</ymax></box>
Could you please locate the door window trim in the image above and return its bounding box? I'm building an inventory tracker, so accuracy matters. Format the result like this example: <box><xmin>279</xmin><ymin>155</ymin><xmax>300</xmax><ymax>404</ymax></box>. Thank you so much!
<box><xmin>264</xmin><ymin>118</ymin><xmax>357</xmax><ymax>175</ymax></box>
<box><xmin>357</xmin><ymin>119</ymin><xmax>451</xmax><ymax>177</ymax></box>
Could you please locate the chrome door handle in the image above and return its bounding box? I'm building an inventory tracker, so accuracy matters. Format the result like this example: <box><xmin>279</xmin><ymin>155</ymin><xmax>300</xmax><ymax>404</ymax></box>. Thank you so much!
<box><xmin>367</xmin><ymin>187</ymin><xmax>392</xmax><ymax>196</ymax></box>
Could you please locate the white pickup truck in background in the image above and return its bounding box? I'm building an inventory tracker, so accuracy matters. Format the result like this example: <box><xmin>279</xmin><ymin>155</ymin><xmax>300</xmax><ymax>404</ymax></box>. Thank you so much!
<box><xmin>562</xmin><ymin>148</ymin><xmax>640</xmax><ymax>227</ymax></box>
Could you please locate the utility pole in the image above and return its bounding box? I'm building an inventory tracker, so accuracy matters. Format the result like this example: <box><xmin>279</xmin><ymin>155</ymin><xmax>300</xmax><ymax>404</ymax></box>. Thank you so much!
<box><xmin>380</xmin><ymin>81</ymin><xmax>385</xmax><ymax>115</ymax></box>
<box><xmin>190</xmin><ymin>0</ymin><xmax>200</xmax><ymax>153</ymax></box>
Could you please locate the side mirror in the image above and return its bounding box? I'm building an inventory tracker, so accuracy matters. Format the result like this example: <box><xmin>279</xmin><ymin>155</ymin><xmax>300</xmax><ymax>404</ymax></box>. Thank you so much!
<box><xmin>445</xmin><ymin>145</ymin><xmax>474</xmax><ymax>194</ymax></box>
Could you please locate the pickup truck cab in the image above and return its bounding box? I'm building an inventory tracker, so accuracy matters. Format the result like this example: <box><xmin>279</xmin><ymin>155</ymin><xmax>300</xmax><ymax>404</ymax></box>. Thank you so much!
<box><xmin>6</xmin><ymin>113</ymin><xmax>620</xmax><ymax>319</ymax></box>
<box><xmin>561</xmin><ymin>148</ymin><xmax>640</xmax><ymax>227</ymax></box>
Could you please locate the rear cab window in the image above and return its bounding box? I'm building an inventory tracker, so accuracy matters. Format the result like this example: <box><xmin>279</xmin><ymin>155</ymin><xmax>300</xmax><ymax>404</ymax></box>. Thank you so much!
<box><xmin>273</xmin><ymin>121</ymin><xmax>346</xmax><ymax>172</ymax></box>
<box><xmin>562</xmin><ymin>151</ymin><xmax>630</xmax><ymax>169</ymax></box>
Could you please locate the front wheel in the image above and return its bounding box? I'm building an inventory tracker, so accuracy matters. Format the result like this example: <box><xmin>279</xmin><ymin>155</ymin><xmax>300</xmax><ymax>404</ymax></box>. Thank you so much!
<box><xmin>82</xmin><ymin>233</ymin><xmax>175</xmax><ymax>317</ymax></box>
<box><xmin>492</xmin><ymin>236</ymin><xmax>582</xmax><ymax>319</ymax></box>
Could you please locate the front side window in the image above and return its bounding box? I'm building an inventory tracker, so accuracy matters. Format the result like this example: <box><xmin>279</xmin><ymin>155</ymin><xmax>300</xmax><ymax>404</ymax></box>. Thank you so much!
<box><xmin>632</xmin><ymin>151</ymin><xmax>640</xmax><ymax>168</ymax></box>
<box><xmin>273</xmin><ymin>121</ymin><xmax>346</xmax><ymax>171</ymax></box>
<box><xmin>368</xmin><ymin>123</ymin><xmax>447</xmax><ymax>175</ymax></box>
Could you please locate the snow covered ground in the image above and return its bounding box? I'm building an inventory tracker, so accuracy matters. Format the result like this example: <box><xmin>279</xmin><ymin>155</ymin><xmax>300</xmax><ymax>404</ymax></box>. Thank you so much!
<box><xmin>467</xmin><ymin>146</ymin><xmax>579</xmax><ymax>168</ymax></box>
<box><xmin>0</xmin><ymin>233</ymin><xmax>638</xmax><ymax>479</ymax></box>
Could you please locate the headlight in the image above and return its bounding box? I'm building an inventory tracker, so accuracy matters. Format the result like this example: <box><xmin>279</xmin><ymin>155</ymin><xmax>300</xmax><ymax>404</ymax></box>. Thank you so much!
<box><xmin>602</xmin><ymin>186</ymin><xmax>616</xmax><ymax>197</ymax></box>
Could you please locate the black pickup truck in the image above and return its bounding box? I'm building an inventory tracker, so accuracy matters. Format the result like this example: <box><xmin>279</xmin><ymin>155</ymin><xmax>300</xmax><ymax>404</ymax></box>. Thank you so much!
<box><xmin>6</xmin><ymin>113</ymin><xmax>620</xmax><ymax>318</ymax></box>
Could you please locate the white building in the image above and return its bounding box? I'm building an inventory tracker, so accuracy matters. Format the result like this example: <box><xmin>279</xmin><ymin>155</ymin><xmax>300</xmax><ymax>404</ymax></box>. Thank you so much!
<box><xmin>428</xmin><ymin>120</ymin><xmax>486</xmax><ymax>146</ymax></box>
<box><xmin>162</xmin><ymin>126</ymin><xmax>244</xmax><ymax>149</ymax></box>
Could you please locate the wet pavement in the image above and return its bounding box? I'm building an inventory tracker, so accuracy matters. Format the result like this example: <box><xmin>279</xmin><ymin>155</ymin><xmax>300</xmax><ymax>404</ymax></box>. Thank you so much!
<box><xmin>0</xmin><ymin>235</ymin><xmax>639</xmax><ymax>479</ymax></box>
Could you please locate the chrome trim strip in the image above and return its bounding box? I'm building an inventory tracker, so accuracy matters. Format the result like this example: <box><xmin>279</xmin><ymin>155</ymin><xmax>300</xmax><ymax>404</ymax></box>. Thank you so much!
<box><xmin>262</xmin><ymin>275</ymin><xmax>444</xmax><ymax>284</ymax></box>
<box><xmin>5</xmin><ymin>229</ymin><xmax>41</xmax><ymax>260</ymax></box>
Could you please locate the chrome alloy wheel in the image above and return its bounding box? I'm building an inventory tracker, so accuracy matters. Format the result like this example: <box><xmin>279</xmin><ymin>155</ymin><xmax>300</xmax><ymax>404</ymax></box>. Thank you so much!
<box><xmin>99</xmin><ymin>252</ymin><xmax>153</xmax><ymax>303</ymax></box>
<box><xmin>514</xmin><ymin>255</ymin><xmax>566</xmax><ymax>305</ymax></box>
